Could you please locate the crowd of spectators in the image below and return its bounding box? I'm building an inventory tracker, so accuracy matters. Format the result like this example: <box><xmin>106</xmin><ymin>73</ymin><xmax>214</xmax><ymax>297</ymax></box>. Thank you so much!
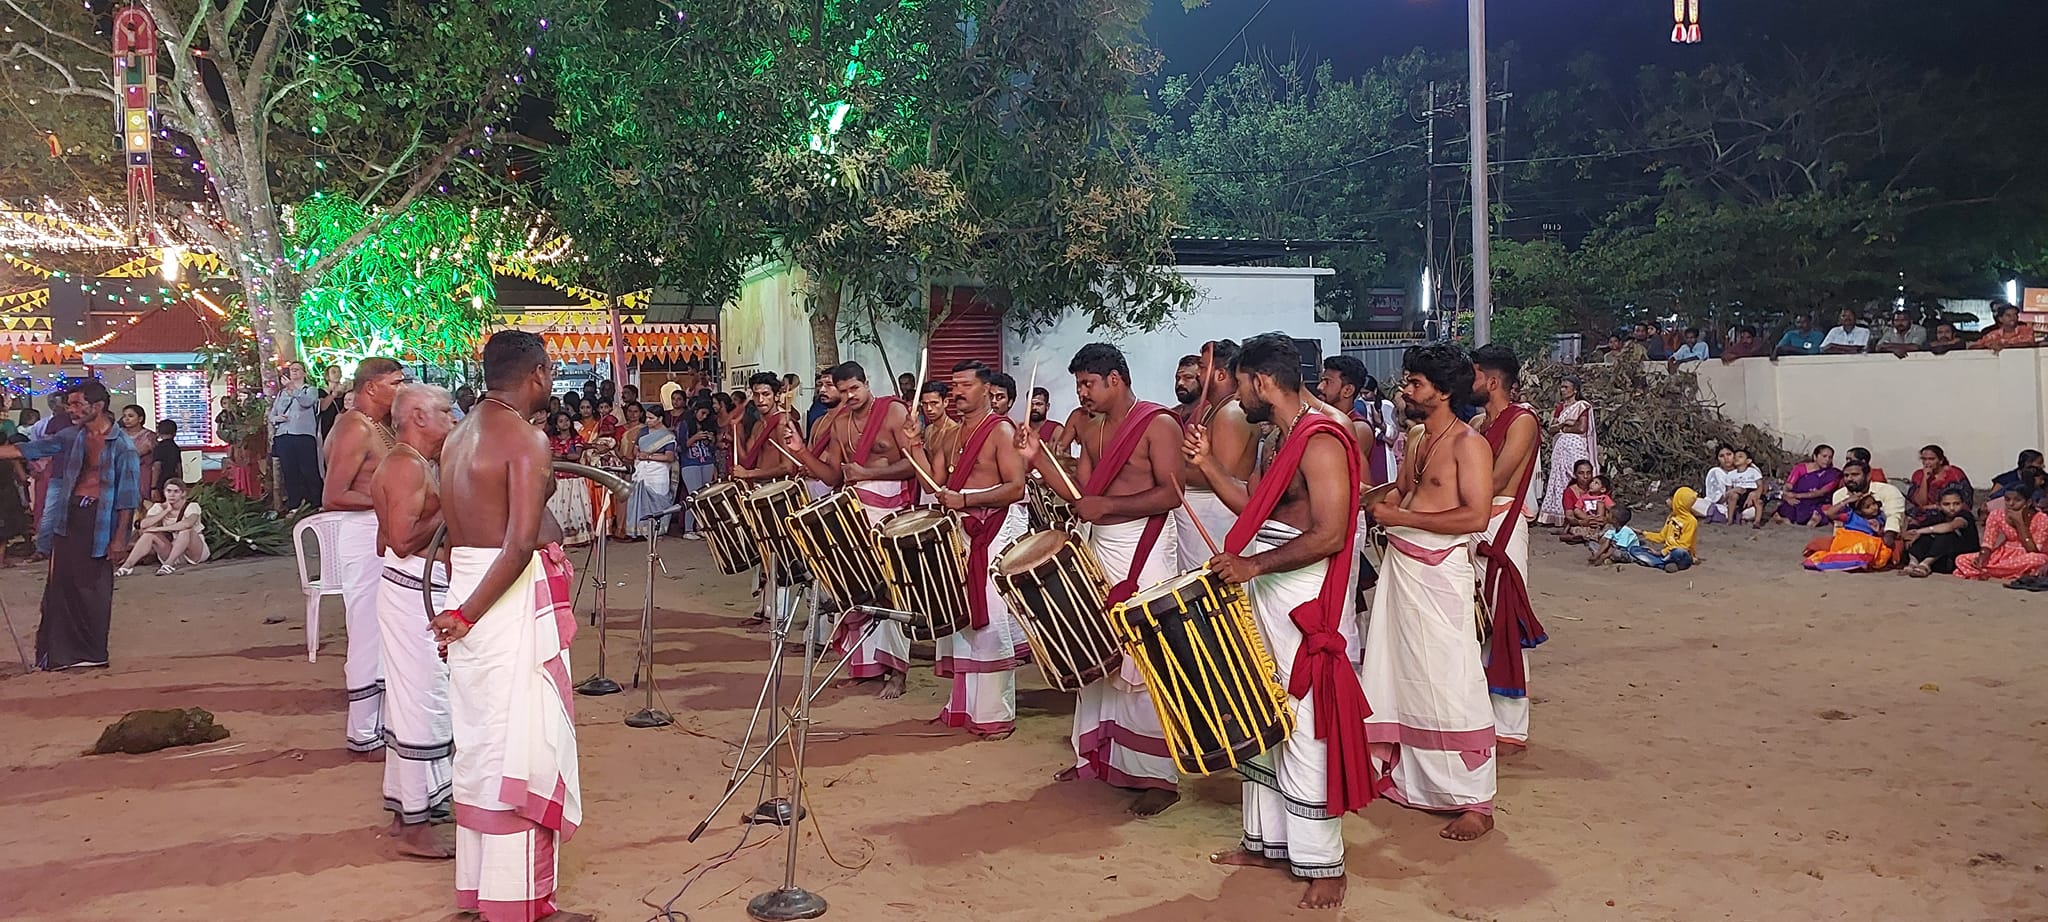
<box><xmin>1597</xmin><ymin>301</ymin><xmax>2042</xmax><ymax>368</ymax></box>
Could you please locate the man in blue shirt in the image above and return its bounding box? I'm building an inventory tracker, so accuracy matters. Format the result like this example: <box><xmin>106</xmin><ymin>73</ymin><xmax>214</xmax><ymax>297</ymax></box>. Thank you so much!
<box><xmin>1774</xmin><ymin>315</ymin><xmax>1826</xmax><ymax>357</ymax></box>
<box><xmin>269</xmin><ymin>361</ymin><xmax>324</xmax><ymax>510</ymax></box>
<box><xmin>0</xmin><ymin>380</ymin><xmax>140</xmax><ymax>670</ymax></box>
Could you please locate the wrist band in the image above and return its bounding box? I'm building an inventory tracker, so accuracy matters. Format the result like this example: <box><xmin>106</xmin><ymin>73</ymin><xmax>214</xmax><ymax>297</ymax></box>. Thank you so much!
<box><xmin>442</xmin><ymin>609</ymin><xmax>474</xmax><ymax>628</ymax></box>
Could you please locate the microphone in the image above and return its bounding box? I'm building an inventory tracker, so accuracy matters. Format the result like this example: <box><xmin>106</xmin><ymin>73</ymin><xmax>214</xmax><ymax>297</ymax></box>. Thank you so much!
<box><xmin>848</xmin><ymin>605</ymin><xmax>924</xmax><ymax>627</ymax></box>
<box><xmin>640</xmin><ymin>504</ymin><xmax>683</xmax><ymax>522</ymax></box>
<box><xmin>551</xmin><ymin>461</ymin><xmax>631</xmax><ymax>500</ymax></box>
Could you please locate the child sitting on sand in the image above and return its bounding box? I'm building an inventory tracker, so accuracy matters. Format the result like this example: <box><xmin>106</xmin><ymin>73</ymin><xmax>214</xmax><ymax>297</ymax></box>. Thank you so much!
<box><xmin>1562</xmin><ymin>473</ymin><xmax>1615</xmax><ymax>543</ymax></box>
<box><xmin>1588</xmin><ymin>506</ymin><xmax>1640</xmax><ymax>565</ymax></box>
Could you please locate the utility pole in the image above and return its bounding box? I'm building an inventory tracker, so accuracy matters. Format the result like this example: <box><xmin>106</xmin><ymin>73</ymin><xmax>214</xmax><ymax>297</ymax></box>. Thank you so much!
<box><xmin>1422</xmin><ymin>81</ymin><xmax>1436</xmax><ymax>337</ymax></box>
<box><xmin>1468</xmin><ymin>0</ymin><xmax>1492</xmax><ymax>346</ymax></box>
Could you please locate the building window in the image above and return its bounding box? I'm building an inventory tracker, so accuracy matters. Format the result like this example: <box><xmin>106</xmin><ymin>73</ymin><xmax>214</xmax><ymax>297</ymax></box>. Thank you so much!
<box><xmin>153</xmin><ymin>369</ymin><xmax>215</xmax><ymax>446</ymax></box>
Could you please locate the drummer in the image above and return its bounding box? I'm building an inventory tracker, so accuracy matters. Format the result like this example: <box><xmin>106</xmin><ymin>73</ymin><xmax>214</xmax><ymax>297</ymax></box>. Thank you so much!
<box><xmin>777</xmin><ymin>361</ymin><xmax>918</xmax><ymax>699</ymax></box>
<box><xmin>733</xmin><ymin>372</ymin><xmax>798</xmax><ymax>629</ymax></box>
<box><xmin>1317</xmin><ymin>354</ymin><xmax>1385</xmax><ymax>602</ymax></box>
<box><xmin>1186</xmin><ymin>332</ymin><xmax>1373</xmax><ymax>911</ymax></box>
<box><xmin>1178</xmin><ymin>339</ymin><xmax>1256</xmax><ymax>573</ymax></box>
<box><xmin>901</xmin><ymin>360</ymin><xmax>1030</xmax><ymax>739</ymax></box>
<box><xmin>1021</xmin><ymin>342</ymin><xmax>1184</xmax><ymax>817</ymax></box>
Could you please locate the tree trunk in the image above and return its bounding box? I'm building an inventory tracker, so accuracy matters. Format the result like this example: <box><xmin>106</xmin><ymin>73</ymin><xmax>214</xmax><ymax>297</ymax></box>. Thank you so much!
<box><xmin>810</xmin><ymin>281</ymin><xmax>843</xmax><ymax>370</ymax></box>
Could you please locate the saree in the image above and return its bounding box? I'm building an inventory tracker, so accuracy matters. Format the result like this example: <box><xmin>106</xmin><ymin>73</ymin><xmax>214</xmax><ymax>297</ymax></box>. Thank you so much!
<box><xmin>1537</xmin><ymin>400</ymin><xmax>1598</xmax><ymax>526</ymax></box>
<box><xmin>626</xmin><ymin>427</ymin><xmax>677</xmax><ymax>537</ymax></box>
<box><xmin>1803</xmin><ymin>513</ymin><xmax>1894</xmax><ymax>572</ymax></box>
<box><xmin>1776</xmin><ymin>463</ymin><xmax>1842</xmax><ymax>525</ymax></box>
<box><xmin>1953</xmin><ymin>508</ymin><xmax>2048</xmax><ymax>581</ymax></box>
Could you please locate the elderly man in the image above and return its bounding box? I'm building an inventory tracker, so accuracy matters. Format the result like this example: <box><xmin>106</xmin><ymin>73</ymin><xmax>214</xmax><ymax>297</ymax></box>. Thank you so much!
<box><xmin>1820</xmin><ymin>309</ymin><xmax>1871</xmax><ymax>354</ymax></box>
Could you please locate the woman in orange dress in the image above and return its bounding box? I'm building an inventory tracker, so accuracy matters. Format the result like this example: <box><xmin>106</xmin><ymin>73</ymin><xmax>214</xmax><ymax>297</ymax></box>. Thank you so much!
<box><xmin>1954</xmin><ymin>489</ymin><xmax>2048</xmax><ymax>581</ymax></box>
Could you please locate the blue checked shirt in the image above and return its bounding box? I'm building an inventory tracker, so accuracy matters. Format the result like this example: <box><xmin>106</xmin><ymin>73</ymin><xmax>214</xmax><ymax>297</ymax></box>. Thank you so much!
<box><xmin>20</xmin><ymin>423</ymin><xmax>142</xmax><ymax>557</ymax></box>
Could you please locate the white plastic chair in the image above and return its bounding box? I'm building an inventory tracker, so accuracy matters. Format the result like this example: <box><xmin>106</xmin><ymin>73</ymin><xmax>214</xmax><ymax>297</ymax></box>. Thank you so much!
<box><xmin>292</xmin><ymin>512</ymin><xmax>349</xmax><ymax>663</ymax></box>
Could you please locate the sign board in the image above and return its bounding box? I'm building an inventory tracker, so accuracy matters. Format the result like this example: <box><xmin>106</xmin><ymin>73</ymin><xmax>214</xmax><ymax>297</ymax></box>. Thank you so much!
<box><xmin>2023</xmin><ymin>288</ymin><xmax>2048</xmax><ymax>330</ymax></box>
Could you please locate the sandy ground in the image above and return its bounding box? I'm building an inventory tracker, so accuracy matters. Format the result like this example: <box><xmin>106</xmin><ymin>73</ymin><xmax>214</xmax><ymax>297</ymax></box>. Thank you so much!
<box><xmin>2</xmin><ymin>522</ymin><xmax>2046</xmax><ymax>922</ymax></box>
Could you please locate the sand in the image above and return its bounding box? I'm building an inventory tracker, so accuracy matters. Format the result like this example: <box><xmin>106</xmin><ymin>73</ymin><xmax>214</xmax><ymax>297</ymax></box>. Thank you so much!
<box><xmin>2</xmin><ymin>523</ymin><xmax>2045</xmax><ymax>922</ymax></box>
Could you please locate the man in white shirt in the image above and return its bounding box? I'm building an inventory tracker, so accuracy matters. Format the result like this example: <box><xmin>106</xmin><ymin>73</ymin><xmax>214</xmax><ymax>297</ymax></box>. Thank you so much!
<box><xmin>1817</xmin><ymin>460</ymin><xmax>1908</xmax><ymax>566</ymax></box>
<box><xmin>1669</xmin><ymin>327</ymin><xmax>1711</xmax><ymax>363</ymax></box>
<box><xmin>1821</xmin><ymin>309</ymin><xmax>1871</xmax><ymax>354</ymax></box>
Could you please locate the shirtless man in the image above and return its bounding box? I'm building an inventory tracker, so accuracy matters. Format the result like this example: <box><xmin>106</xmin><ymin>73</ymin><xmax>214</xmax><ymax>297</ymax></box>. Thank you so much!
<box><xmin>1317</xmin><ymin>352</ymin><xmax>1385</xmax><ymax>606</ymax></box>
<box><xmin>1189</xmin><ymin>333</ymin><xmax>1371</xmax><ymax>910</ymax></box>
<box><xmin>368</xmin><ymin>383</ymin><xmax>458</xmax><ymax>858</ymax></box>
<box><xmin>1178</xmin><ymin>339</ymin><xmax>1256</xmax><ymax>571</ymax></box>
<box><xmin>433</xmin><ymin>331</ymin><xmax>592</xmax><ymax>922</ymax></box>
<box><xmin>903</xmin><ymin>360</ymin><xmax>1028</xmax><ymax>737</ymax></box>
<box><xmin>1021</xmin><ymin>342</ymin><xmax>1184</xmax><ymax>815</ymax></box>
<box><xmin>731</xmin><ymin>372</ymin><xmax>795</xmax><ymax>483</ymax></box>
<box><xmin>322</xmin><ymin>357</ymin><xmax>406</xmax><ymax>757</ymax></box>
<box><xmin>1361</xmin><ymin>343</ymin><xmax>1498</xmax><ymax>841</ymax></box>
<box><xmin>1171</xmin><ymin>354</ymin><xmax>1202</xmax><ymax>422</ymax></box>
<box><xmin>1027</xmin><ymin>386</ymin><xmax>1060</xmax><ymax>443</ymax></box>
<box><xmin>778</xmin><ymin>361</ymin><xmax>918</xmax><ymax>698</ymax></box>
<box><xmin>1469</xmin><ymin>345</ymin><xmax>1546</xmax><ymax>754</ymax></box>
<box><xmin>918</xmin><ymin>380</ymin><xmax>958</xmax><ymax>452</ymax></box>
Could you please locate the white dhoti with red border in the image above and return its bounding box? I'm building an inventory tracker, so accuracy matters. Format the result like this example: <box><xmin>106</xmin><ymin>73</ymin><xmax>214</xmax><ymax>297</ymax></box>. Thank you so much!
<box><xmin>1482</xmin><ymin>497</ymin><xmax>1532</xmax><ymax>745</ymax></box>
<box><xmin>830</xmin><ymin>479</ymin><xmax>912</xmax><ymax>677</ymax></box>
<box><xmin>335</xmin><ymin>510</ymin><xmax>385</xmax><ymax>753</ymax></box>
<box><xmin>445</xmin><ymin>545</ymin><xmax>583</xmax><ymax>921</ymax></box>
<box><xmin>1360</xmin><ymin>526</ymin><xmax>1496</xmax><ymax>814</ymax></box>
<box><xmin>1072</xmin><ymin>517</ymin><xmax>1180</xmax><ymax>791</ymax></box>
<box><xmin>935</xmin><ymin>500</ymin><xmax>1030</xmax><ymax>733</ymax></box>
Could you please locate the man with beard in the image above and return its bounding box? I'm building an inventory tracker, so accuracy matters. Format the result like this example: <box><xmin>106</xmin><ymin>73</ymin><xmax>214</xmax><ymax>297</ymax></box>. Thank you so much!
<box><xmin>1317</xmin><ymin>353</ymin><xmax>1385</xmax><ymax>604</ymax></box>
<box><xmin>731</xmin><ymin>372</ymin><xmax>795</xmax><ymax>483</ymax></box>
<box><xmin>1028</xmin><ymin>386</ymin><xmax>1060</xmax><ymax>442</ymax></box>
<box><xmin>1022</xmin><ymin>342</ymin><xmax>1183</xmax><ymax>815</ymax></box>
<box><xmin>902</xmin><ymin>361</ymin><xmax>1030</xmax><ymax>737</ymax></box>
<box><xmin>1177</xmin><ymin>339</ymin><xmax>1255</xmax><ymax>572</ymax></box>
<box><xmin>779</xmin><ymin>361</ymin><xmax>919</xmax><ymax>698</ymax></box>
<box><xmin>1187</xmin><ymin>333</ymin><xmax>1372</xmax><ymax>910</ymax></box>
<box><xmin>323</xmin><ymin>357</ymin><xmax>407</xmax><ymax>757</ymax></box>
<box><xmin>1469</xmin><ymin>345</ymin><xmax>1546</xmax><ymax>754</ymax></box>
<box><xmin>369</xmin><ymin>383</ymin><xmax>459</xmax><ymax>858</ymax></box>
<box><xmin>433</xmin><ymin>331</ymin><xmax>591</xmax><ymax>922</ymax></box>
<box><xmin>1361</xmin><ymin>343</ymin><xmax>1498</xmax><ymax>841</ymax></box>
<box><xmin>1172</xmin><ymin>354</ymin><xmax>1202</xmax><ymax>421</ymax></box>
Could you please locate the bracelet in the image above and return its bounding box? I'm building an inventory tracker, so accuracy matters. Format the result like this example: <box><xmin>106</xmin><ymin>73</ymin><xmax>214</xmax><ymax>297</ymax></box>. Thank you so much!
<box><xmin>442</xmin><ymin>609</ymin><xmax>474</xmax><ymax>628</ymax></box>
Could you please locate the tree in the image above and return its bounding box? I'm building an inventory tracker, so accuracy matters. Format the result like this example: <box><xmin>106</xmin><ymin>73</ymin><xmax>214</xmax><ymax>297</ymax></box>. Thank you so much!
<box><xmin>3</xmin><ymin>0</ymin><xmax>534</xmax><ymax>362</ymax></box>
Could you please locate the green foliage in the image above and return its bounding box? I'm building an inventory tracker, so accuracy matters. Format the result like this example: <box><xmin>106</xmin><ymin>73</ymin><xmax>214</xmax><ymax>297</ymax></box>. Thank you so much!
<box><xmin>191</xmin><ymin>484</ymin><xmax>304</xmax><ymax>558</ymax></box>
<box><xmin>1489</xmin><ymin>304</ymin><xmax>1561</xmax><ymax>364</ymax></box>
<box><xmin>285</xmin><ymin>194</ymin><xmax>507</xmax><ymax>367</ymax></box>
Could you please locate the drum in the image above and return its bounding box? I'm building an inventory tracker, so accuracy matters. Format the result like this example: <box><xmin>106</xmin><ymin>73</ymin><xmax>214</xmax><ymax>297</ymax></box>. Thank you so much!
<box><xmin>872</xmin><ymin>507</ymin><xmax>973</xmax><ymax>642</ymax></box>
<box><xmin>991</xmin><ymin>530</ymin><xmax>1117</xmax><ymax>692</ymax></box>
<box><xmin>1026</xmin><ymin>477</ymin><xmax>1077</xmax><ymax>532</ymax></box>
<box><xmin>1110</xmin><ymin>567</ymin><xmax>1293</xmax><ymax>775</ymax></box>
<box><xmin>741</xmin><ymin>479</ymin><xmax>810</xmax><ymax>587</ymax></box>
<box><xmin>788</xmin><ymin>490</ymin><xmax>890</xmax><ymax>610</ymax></box>
<box><xmin>686</xmin><ymin>480</ymin><xmax>758</xmax><ymax>575</ymax></box>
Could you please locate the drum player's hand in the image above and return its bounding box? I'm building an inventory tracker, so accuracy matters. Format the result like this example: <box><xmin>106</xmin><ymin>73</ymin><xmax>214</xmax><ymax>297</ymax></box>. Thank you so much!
<box><xmin>938</xmin><ymin>488</ymin><xmax>966</xmax><ymax>510</ymax></box>
<box><xmin>1016</xmin><ymin>423</ymin><xmax>1040</xmax><ymax>464</ymax></box>
<box><xmin>1209</xmin><ymin>553</ymin><xmax>1259</xmax><ymax>584</ymax></box>
<box><xmin>1071</xmin><ymin>495</ymin><xmax>1110</xmax><ymax>523</ymax></box>
<box><xmin>898</xmin><ymin>419</ymin><xmax>923</xmax><ymax>451</ymax></box>
<box><xmin>432</xmin><ymin>610</ymin><xmax>472</xmax><ymax>646</ymax></box>
<box><xmin>1183</xmin><ymin>424</ymin><xmax>1210</xmax><ymax>465</ymax></box>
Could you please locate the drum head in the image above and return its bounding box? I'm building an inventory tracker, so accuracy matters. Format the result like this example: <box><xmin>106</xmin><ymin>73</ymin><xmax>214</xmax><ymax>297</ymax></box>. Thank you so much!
<box><xmin>994</xmin><ymin>529</ymin><xmax>1072</xmax><ymax>576</ymax></box>
<box><xmin>699</xmin><ymin>481</ymin><xmax>738</xmax><ymax>501</ymax></box>
<box><xmin>752</xmin><ymin>480</ymin><xmax>802</xmax><ymax>503</ymax></box>
<box><xmin>876</xmin><ymin>507</ymin><xmax>947</xmax><ymax>538</ymax></box>
<box><xmin>1121</xmin><ymin>568</ymin><xmax>1216</xmax><ymax>614</ymax></box>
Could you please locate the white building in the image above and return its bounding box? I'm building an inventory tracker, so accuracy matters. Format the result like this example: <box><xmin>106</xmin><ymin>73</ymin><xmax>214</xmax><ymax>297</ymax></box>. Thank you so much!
<box><xmin>720</xmin><ymin>262</ymin><xmax>1339</xmax><ymax>420</ymax></box>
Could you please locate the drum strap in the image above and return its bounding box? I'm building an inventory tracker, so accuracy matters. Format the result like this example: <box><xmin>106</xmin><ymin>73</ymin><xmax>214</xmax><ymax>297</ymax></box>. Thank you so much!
<box><xmin>1222</xmin><ymin>412</ymin><xmax>1376</xmax><ymax>816</ymax></box>
<box><xmin>1082</xmin><ymin>401</ymin><xmax>1174</xmax><ymax>607</ymax></box>
<box><xmin>948</xmin><ymin>413</ymin><xmax>1015</xmax><ymax>630</ymax></box>
<box><xmin>740</xmin><ymin>410</ymin><xmax>786</xmax><ymax>469</ymax></box>
<box><xmin>1475</xmin><ymin>404</ymin><xmax>1546</xmax><ymax>700</ymax></box>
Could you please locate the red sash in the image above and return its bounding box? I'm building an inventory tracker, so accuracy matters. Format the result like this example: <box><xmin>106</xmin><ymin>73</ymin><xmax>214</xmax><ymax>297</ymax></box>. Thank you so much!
<box><xmin>740</xmin><ymin>410</ymin><xmax>785</xmax><ymax>469</ymax></box>
<box><xmin>807</xmin><ymin>406</ymin><xmax>841</xmax><ymax>455</ymax></box>
<box><xmin>1477</xmin><ymin>404</ymin><xmax>1546</xmax><ymax>699</ymax></box>
<box><xmin>1083</xmin><ymin>401</ymin><xmax>1173</xmax><ymax>605</ymax></box>
<box><xmin>1221</xmin><ymin>413</ymin><xmax>1373</xmax><ymax>816</ymax></box>
<box><xmin>847</xmin><ymin>396</ymin><xmax>913</xmax><ymax>511</ymax></box>
<box><xmin>946</xmin><ymin>413</ymin><xmax>1012</xmax><ymax>629</ymax></box>
<box><xmin>1036</xmin><ymin>420</ymin><xmax>1058</xmax><ymax>441</ymax></box>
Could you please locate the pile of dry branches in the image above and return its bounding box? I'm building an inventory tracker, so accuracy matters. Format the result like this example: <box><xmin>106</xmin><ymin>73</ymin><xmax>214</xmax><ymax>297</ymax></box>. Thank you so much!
<box><xmin>1522</xmin><ymin>359</ymin><xmax>1798</xmax><ymax>503</ymax></box>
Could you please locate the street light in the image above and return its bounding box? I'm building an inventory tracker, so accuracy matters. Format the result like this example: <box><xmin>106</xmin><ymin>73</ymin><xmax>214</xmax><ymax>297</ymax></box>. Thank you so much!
<box><xmin>1468</xmin><ymin>0</ymin><xmax>1492</xmax><ymax>346</ymax></box>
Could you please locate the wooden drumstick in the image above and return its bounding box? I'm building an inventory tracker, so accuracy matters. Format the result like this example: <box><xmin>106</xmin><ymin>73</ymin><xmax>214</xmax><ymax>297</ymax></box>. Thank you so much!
<box><xmin>903</xmin><ymin>451</ymin><xmax>944</xmax><ymax>496</ymax></box>
<box><xmin>1182</xmin><ymin>496</ymin><xmax>1221</xmax><ymax>557</ymax></box>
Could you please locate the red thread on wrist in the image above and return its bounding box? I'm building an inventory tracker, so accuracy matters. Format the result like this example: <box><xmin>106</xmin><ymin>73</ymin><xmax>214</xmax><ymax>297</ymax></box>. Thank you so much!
<box><xmin>443</xmin><ymin>609</ymin><xmax>474</xmax><ymax>628</ymax></box>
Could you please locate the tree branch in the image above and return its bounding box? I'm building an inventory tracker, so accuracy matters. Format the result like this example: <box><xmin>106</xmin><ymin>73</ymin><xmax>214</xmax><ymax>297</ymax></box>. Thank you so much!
<box><xmin>4</xmin><ymin>42</ymin><xmax>119</xmax><ymax>107</ymax></box>
<box><xmin>243</xmin><ymin>0</ymin><xmax>301</xmax><ymax>106</ymax></box>
<box><xmin>2</xmin><ymin>0</ymin><xmax>104</xmax><ymax>55</ymax></box>
<box><xmin>302</xmin><ymin>121</ymin><xmax>481</xmax><ymax>280</ymax></box>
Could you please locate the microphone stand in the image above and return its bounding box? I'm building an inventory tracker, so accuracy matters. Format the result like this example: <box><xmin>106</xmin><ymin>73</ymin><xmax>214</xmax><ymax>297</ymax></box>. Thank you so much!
<box><xmin>625</xmin><ymin>508</ymin><xmax>675</xmax><ymax>729</ymax></box>
<box><xmin>576</xmin><ymin>494</ymin><xmax>622</xmax><ymax>697</ymax></box>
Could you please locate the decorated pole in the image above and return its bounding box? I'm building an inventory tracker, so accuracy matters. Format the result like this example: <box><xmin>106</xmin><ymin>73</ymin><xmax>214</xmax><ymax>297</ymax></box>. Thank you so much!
<box><xmin>1672</xmin><ymin>0</ymin><xmax>1702</xmax><ymax>43</ymax></box>
<box><xmin>112</xmin><ymin>6</ymin><xmax>159</xmax><ymax>244</ymax></box>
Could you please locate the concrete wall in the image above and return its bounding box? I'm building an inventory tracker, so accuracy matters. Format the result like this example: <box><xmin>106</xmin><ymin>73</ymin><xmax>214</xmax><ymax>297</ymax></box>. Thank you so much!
<box><xmin>1680</xmin><ymin>351</ymin><xmax>2048</xmax><ymax>479</ymax></box>
<box><xmin>719</xmin><ymin>265</ymin><xmax>1339</xmax><ymax>421</ymax></box>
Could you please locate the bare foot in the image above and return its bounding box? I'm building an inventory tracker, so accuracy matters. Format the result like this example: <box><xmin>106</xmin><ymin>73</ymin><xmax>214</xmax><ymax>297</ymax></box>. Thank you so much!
<box><xmin>877</xmin><ymin>671</ymin><xmax>906</xmax><ymax>700</ymax></box>
<box><xmin>1209</xmin><ymin>847</ymin><xmax>1287</xmax><ymax>870</ymax></box>
<box><xmin>1053</xmin><ymin>766</ymin><xmax>1080</xmax><ymax>782</ymax></box>
<box><xmin>1497</xmin><ymin>739</ymin><xmax>1528</xmax><ymax>757</ymax></box>
<box><xmin>1440</xmin><ymin>811</ymin><xmax>1493</xmax><ymax>841</ymax></box>
<box><xmin>744</xmin><ymin>619</ymin><xmax>775</xmax><ymax>634</ymax></box>
<box><xmin>976</xmin><ymin>728</ymin><xmax>1015</xmax><ymax>742</ymax></box>
<box><xmin>393</xmin><ymin>822</ymin><xmax>456</xmax><ymax>859</ymax></box>
<box><xmin>537</xmin><ymin>913</ymin><xmax>597</xmax><ymax>922</ymax></box>
<box><xmin>831</xmin><ymin>675</ymin><xmax>878</xmax><ymax>690</ymax></box>
<box><xmin>1299</xmin><ymin>876</ymin><xmax>1347</xmax><ymax>910</ymax></box>
<box><xmin>1129</xmin><ymin>789</ymin><xmax>1181</xmax><ymax>816</ymax></box>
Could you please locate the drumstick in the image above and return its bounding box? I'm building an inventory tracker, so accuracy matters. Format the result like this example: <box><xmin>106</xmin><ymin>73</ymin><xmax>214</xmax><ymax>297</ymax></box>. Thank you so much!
<box><xmin>1188</xmin><ymin>342</ymin><xmax>1212</xmax><ymax>432</ymax></box>
<box><xmin>1182</xmin><ymin>496</ymin><xmax>1221</xmax><ymax>557</ymax></box>
<box><xmin>903</xmin><ymin>451</ymin><xmax>943</xmax><ymax>496</ymax></box>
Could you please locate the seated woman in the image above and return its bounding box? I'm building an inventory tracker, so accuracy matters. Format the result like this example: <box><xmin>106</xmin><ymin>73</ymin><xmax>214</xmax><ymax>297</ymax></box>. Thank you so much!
<box><xmin>1902</xmin><ymin>487</ymin><xmax>1978</xmax><ymax>577</ymax></box>
<box><xmin>1906</xmin><ymin>444</ymin><xmax>1970</xmax><ymax>529</ymax></box>
<box><xmin>1558</xmin><ymin>460</ymin><xmax>1605</xmax><ymax>542</ymax></box>
<box><xmin>1774</xmin><ymin>444</ymin><xmax>1842</xmax><ymax>527</ymax></box>
<box><xmin>1693</xmin><ymin>447</ymin><xmax>1737</xmax><ymax>522</ymax></box>
<box><xmin>116</xmin><ymin>479</ymin><xmax>209</xmax><ymax>576</ymax></box>
<box><xmin>1803</xmin><ymin>493</ymin><xmax>1894</xmax><ymax>573</ymax></box>
<box><xmin>1954</xmin><ymin>488</ymin><xmax>2048</xmax><ymax>582</ymax></box>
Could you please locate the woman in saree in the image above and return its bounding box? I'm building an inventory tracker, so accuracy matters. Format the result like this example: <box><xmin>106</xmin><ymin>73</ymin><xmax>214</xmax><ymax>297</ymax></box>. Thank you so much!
<box><xmin>1803</xmin><ymin>493</ymin><xmax>1895</xmax><ymax>573</ymax></box>
<box><xmin>1954</xmin><ymin>488</ymin><xmax>2048</xmax><ymax>582</ymax></box>
<box><xmin>544</xmin><ymin>410</ymin><xmax>595</xmax><ymax>546</ymax></box>
<box><xmin>1537</xmin><ymin>377</ymin><xmax>1599</xmax><ymax>526</ymax></box>
<box><xmin>1906</xmin><ymin>444</ymin><xmax>1970</xmax><ymax>529</ymax></box>
<box><xmin>1774</xmin><ymin>444</ymin><xmax>1842</xmax><ymax>526</ymax></box>
<box><xmin>623</xmin><ymin>405</ymin><xmax>678</xmax><ymax>539</ymax></box>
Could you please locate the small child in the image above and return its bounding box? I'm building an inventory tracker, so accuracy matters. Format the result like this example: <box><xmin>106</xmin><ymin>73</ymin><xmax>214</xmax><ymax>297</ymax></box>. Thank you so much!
<box><xmin>1588</xmin><ymin>506</ymin><xmax>1640</xmax><ymax>565</ymax></box>
<box><xmin>1562</xmin><ymin>474</ymin><xmax>1616</xmax><ymax>544</ymax></box>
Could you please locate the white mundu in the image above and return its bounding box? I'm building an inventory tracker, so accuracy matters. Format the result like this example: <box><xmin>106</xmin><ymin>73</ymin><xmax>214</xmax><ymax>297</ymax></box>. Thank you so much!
<box><xmin>375</xmin><ymin>549</ymin><xmax>453</xmax><ymax>824</ymax></box>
